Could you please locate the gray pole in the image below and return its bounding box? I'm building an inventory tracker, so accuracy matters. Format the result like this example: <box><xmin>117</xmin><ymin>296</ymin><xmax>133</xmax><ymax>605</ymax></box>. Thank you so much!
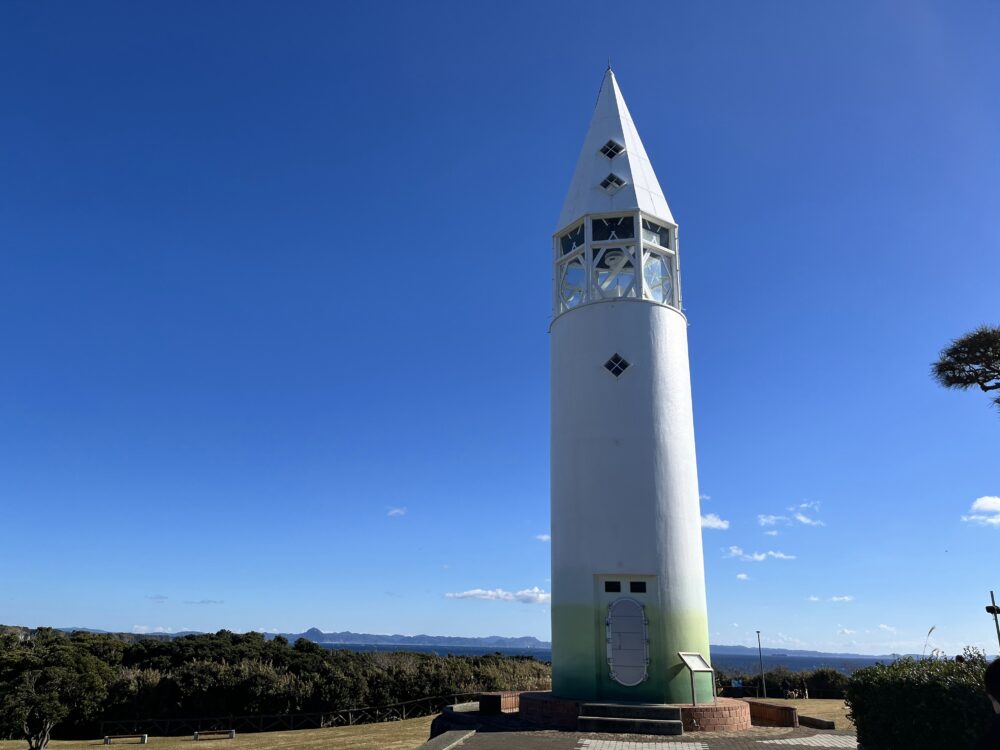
<box><xmin>991</xmin><ymin>591</ymin><xmax>1000</xmax><ymax>652</ymax></box>
<box><xmin>756</xmin><ymin>630</ymin><xmax>767</xmax><ymax>698</ymax></box>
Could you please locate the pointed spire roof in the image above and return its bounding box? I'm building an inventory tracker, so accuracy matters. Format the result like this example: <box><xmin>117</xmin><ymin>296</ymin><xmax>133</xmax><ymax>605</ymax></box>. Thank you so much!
<box><xmin>557</xmin><ymin>69</ymin><xmax>674</xmax><ymax>231</ymax></box>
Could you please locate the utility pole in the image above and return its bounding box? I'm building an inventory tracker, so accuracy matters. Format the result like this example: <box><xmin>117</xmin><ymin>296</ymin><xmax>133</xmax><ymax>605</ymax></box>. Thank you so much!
<box><xmin>756</xmin><ymin>630</ymin><xmax>767</xmax><ymax>698</ymax></box>
<box><xmin>987</xmin><ymin>591</ymin><xmax>1000</xmax><ymax>652</ymax></box>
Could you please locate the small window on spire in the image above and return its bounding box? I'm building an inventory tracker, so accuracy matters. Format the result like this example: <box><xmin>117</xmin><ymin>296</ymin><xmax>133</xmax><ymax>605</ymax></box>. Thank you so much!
<box><xmin>600</xmin><ymin>140</ymin><xmax>624</xmax><ymax>159</ymax></box>
<box><xmin>600</xmin><ymin>174</ymin><xmax>626</xmax><ymax>195</ymax></box>
<box><xmin>604</xmin><ymin>354</ymin><xmax>630</xmax><ymax>377</ymax></box>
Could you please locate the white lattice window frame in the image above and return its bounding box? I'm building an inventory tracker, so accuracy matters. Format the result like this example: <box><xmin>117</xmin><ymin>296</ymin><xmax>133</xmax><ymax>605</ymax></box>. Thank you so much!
<box><xmin>591</xmin><ymin>244</ymin><xmax>638</xmax><ymax>301</ymax></box>
<box><xmin>552</xmin><ymin>210</ymin><xmax>681</xmax><ymax>319</ymax></box>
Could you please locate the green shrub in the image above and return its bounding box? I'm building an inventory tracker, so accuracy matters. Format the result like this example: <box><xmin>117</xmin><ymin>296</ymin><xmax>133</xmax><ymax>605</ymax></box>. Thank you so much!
<box><xmin>714</xmin><ymin>666</ymin><xmax>849</xmax><ymax>699</ymax></box>
<box><xmin>762</xmin><ymin>666</ymin><xmax>805</xmax><ymax>697</ymax></box>
<box><xmin>805</xmin><ymin>667</ymin><xmax>849</xmax><ymax>698</ymax></box>
<box><xmin>845</xmin><ymin>649</ymin><xmax>993</xmax><ymax>750</ymax></box>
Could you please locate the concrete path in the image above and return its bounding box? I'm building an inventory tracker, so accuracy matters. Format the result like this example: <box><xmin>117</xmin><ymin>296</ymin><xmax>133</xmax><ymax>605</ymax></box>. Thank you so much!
<box><xmin>448</xmin><ymin>727</ymin><xmax>858</xmax><ymax>750</ymax></box>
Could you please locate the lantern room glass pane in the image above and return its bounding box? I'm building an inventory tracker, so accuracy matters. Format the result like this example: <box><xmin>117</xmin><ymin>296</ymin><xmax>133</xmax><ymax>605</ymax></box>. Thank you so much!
<box><xmin>592</xmin><ymin>216</ymin><xmax>634</xmax><ymax>242</ymax></box>
<box><xmin>593</xmin><ymin>246</ymin><xmax>636</xmax><ymax>299</ymax></box>
<box><xmin>558</xmin><ymin>255</ymin><xmax>587</xmax><ymax>310</ymax></box>
<box><xmin>641</xmin><ymin>218</ymin><xmax>671</xmax><ymax>248</ymax></box>
<box><xmin>559</xmin><ymin>224</ymin><xmax>585</xmax><ymax>255</ymax></box>
<box><xmin>643</xmin><ymin>252</ymin><xmax>674</xmax><ymax>305</ymax></box>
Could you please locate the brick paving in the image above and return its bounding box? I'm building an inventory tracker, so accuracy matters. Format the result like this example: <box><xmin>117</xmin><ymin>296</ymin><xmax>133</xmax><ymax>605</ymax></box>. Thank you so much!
<box><xmin>450</xmin><ymin>726</ymin><xmax>858</xmax><ymax>750</ymax></box>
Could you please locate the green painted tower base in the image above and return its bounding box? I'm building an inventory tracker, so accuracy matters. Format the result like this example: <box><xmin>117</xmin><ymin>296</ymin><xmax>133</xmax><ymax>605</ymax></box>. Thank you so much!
<box><xmin>551</xmin><ymin>598</ymin><xmax>714</xmax><ymax>705</ymax></box>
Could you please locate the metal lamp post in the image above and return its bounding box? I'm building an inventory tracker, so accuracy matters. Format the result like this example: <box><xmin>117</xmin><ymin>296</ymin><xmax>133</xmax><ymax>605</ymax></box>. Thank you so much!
<box><xmin>756</xmin><ymin>630</ymin><xmax>766</xmax><ymax>698</ymax></box>
<box><xmin>987</xmin><ymin>591</ymin><xmax>1000</xmax><ymax>652</ymax></box>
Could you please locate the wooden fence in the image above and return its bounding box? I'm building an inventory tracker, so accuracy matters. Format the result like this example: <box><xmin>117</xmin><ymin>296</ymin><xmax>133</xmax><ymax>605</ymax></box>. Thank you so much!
<box><xmin>98</xmin><ymin>693</ymin><xmax>480</xmax><ymax>738</ymax></box>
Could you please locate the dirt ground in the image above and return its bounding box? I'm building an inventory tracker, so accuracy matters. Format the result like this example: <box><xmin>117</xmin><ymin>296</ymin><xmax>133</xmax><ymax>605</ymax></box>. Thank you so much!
<box><xmin>0</xmin><ymin>717</ymin><xmax>435</xmax><ymax>750</ymax></box>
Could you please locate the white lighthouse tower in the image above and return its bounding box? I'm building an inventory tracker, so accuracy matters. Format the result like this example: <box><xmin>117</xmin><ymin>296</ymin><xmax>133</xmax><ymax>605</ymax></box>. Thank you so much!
<box><xmin>550</xmin><ymin>69</ymin><xmax>712</xmax><ymax>705</ymax></box>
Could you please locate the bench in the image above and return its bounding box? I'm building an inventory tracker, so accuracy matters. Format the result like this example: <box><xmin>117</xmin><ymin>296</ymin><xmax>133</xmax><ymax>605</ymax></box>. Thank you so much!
<box><xmin>193</xmin><ymin>730</ymin><xmax>236</xmax><ymax>741</ymax></box>
<box><xmin>103</xmin><ymin>735</ymin><xmax>148</xmax><ymax>745</ymax></box>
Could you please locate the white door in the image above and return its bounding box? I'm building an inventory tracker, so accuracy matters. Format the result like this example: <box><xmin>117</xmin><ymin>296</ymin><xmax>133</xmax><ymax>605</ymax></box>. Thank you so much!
<box><xmin>606</xmin><ymin>597</ymin><xmax>648</xmax><ymax>686</ymax></box>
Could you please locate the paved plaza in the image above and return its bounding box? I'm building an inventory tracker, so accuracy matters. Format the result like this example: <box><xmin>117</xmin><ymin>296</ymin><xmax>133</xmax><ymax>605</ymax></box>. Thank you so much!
<box><xmin>447</xmin><ymin>727</ymin><xmax>858</xmax><ymax>750</ymax></box>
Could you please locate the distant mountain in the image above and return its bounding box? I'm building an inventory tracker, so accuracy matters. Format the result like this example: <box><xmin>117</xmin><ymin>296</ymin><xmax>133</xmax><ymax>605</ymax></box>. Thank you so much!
<box><xmin>51</xmin><ymin>626</ymin><xmax>549</xmax><ymax>650</ymax></box>
<box><xmin>275</xmin><ymin>628</ymin><xmax>550</xmax><ymax>649</ymax></box>
<box><xmin>709</xmin><ymin>644</ymin><xmax>904</xmax><ymax>660</ymax></box>
<box><xmin>275</xmin><ymin>632</ymin><xmax>902</xmax><ymax>659</ymax></box>
<box><xmin>47</xmin><ymin>626</ymin><xmax>908</xmax><ymax>660</ymax></box>
<box><xmin>58</xmin><ymin>627</ymin><xmax>111</xmax><ymax>634</ymax></box>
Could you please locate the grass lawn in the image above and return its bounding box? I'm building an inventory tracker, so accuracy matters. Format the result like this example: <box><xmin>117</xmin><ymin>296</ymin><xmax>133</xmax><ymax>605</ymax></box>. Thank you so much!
<box><xmin>747</xmin><ymin>698</ymin><xmax>853</xmax><ymax>730</ymax></box>
<box><xmin>0</xmin><ymin>717</ymin><xmax>435</xmax><ymax>750</ymax></box>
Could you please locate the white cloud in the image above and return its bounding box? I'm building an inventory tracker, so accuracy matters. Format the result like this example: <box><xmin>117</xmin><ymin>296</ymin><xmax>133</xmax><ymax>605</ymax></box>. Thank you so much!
<box><xmin>736</xmin><ymin>573</ymin><xmax>749</xmax><ymax>581</ymax></box>
<box><xmin>387</xmin><ymin>507</ymin><xmax>407</xmax><ymax>518</ymax></box>
<box><xmin>838</xmin><ymin>628</ymin><xmax>857</xmax><ymax>635</ymax></box>
<box><xmin>132</xmin><ymin>625</ymin><xmax>174</xmax><ymax>634</ymax></box>
<box><xmin>757</xmin><ymin>514</ymin><xmax>789</xmax><ymax>526</ymax></box>
<box><xmin>445</xmin><ymin>588</ymin><xmax>506</xmax><ymax>601</ymax></box>
<box><xmin>973</xmin><ymin>496</ymin><xmax>1000</xmax><ymax>512</ymax></box>
<box><xmin>700</xmin><ymin>494</ymin><xmax>712</xmax><ymax>501</ymax></box>
<box><xmin>725</xmin><ymin>546</ymin><xmax>795</xmax><ymax>561</ymax></box>
<box><xmin>879</xmin><ymin>624</ymin><xmax>897</xmax><ymax>633</ymax></box>
<box><xmin>792</xmin><ymin>501</ymin><xmax>821</xmax><ymax>511</ymax></box>
<box><xmin>794</xmin><ymin>512</ymin><xmax>825</xmax><ymax>527</ymax></box>
<box><xmin>146</xmin><ymin>594</ymin><xmax>168</xmax><ymax>603</ymax></box>
<box><xmin>807</xmin><ymin>596</ymin><xmax>820</xmax><ymax>602</ymax></box>
<box><xmin>763</xmin><ymin>530</ymin><xmax>779</xmax><ymax>536</ymax></box>
<box><xmin>726</xmin><ymin>546</ymin><xmax>765</xmax><ymax>561</ymax></box>
<box><xmin>511</xmin><ymin>587</ymin><xmax>550</xmax><ymax>604</ymax></box>
<box><xmin>757</xmin><ymin>502</ymin><xmax>825</xmax><ymax>530</ymax></box>
<box><xmin>701</xmin><ymin>513</ymin><xmax>730</xmax><ymax>530</ymax></box>
<box><xmin>831</xmin><ymin>595</ymin><xmax>854</xmax><ymax>602</ymax></box>
<box><xmin>445</xmin><ymin>587</ymin><xmax>550</xmax><ymax>604</ymax></box>
<box><xmin>961</xmin><ymin>496</ymin><xmax>1000</xmax><ymax>526</ymax></box>
<box><xmin>535</xmin><ymin>533</ymin><xmax>551</xmax><ymax>542</ymax></box>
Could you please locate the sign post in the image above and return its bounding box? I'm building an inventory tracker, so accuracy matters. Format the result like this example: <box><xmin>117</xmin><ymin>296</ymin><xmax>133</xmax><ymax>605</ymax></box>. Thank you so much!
<box><xmin>677</xmin><ymin>652</ymin><xmax>716</xmax><ymax>706</ymax></box>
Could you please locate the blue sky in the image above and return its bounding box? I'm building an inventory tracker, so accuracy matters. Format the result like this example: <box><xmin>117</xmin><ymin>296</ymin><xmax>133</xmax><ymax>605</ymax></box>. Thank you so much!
<box><xmin>2</xmin><ymin>1</ymin><xmax>998</xmax><ymax>656</ymax></box>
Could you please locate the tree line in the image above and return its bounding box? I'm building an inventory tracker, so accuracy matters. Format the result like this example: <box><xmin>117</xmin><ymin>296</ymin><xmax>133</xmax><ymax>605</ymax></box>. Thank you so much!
<box><xmin>0</xmin><ymin>627</ymin><xmax>551</xmax><ymax>748</ymax></box>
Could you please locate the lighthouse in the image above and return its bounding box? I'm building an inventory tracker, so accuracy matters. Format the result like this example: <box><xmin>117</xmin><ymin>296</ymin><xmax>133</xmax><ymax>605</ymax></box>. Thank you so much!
<box><xmin>550</xmin><ymin>69</ymin><xmax>712</xmax><ymax>705</ymax></box>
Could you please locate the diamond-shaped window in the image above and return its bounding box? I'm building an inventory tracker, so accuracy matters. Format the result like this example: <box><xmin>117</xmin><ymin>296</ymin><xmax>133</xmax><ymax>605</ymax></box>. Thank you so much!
<box><xmin>600</xmin><ymin>140</ymin><xmax>625</xmax><ymax>159</ymax></box>
<box><xmin>604</xmin><ymin>353</ymin><xmax>630</xmax><ymax>377</ymax></box>
<box><xmin>600</xmin><ymin>174</ymin><xmax>626</xmax><ymax>194</ymax></box>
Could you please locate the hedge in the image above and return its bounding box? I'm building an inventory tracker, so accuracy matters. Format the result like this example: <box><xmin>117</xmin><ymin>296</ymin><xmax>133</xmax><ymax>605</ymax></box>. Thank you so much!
<box><xmin>845</xmin><ymin>649</ymin><xmax>994</xmax><ymax>750</ymax></box>
<box><xmin>714</xmin><ymin>665</ymin><xmax>850</xmax><ymax>699</ymax></box>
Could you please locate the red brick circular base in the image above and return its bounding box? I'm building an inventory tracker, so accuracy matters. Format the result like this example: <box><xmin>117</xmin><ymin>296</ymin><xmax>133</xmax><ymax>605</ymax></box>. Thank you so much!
<box><xmin>680</xmin><ymin>698</ymin><xmax>751</xmax><ymax>732</ymax></box>
<box><xmin>519</xmin><ymin>692</ymin><xmax>751</xmax><ymax>733</ymax></box>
